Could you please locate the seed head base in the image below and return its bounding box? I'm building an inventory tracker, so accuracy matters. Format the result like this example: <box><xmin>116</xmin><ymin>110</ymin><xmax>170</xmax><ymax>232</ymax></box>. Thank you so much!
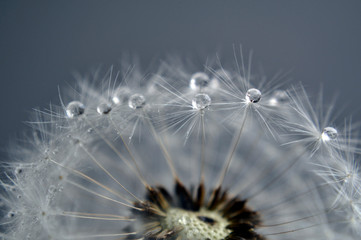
<box><xmin>129</xmin><ymin>180</ymin><xmax>265</xmax><ymax>240</ymax></box>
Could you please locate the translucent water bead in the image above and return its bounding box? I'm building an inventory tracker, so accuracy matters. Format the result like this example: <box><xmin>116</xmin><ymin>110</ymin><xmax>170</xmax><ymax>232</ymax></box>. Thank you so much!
<box><xmin>190</xmin><ymin>72</ymin><xmax>209</xmax><ymax>91</ymax></box>
<box><xmin>66</xmin><ymin>101</ymin><xmax>85</xmax><ymax>118</ymax></box>
<box><xmin>269</xmin><ymin>90</ymin><xmax>288</xmax><ymax>106</ymax></box>
<box><xmin>97</xmin><ymin>102</ymin><xmax>112</xmax><ymax>115</ymax></box>
<box><xmin>246</xmin><ymin>88</ymin><xmax>262</xmax><ymax>103</ymax></box>
<box><xmin>112</xmin><ymin>87</ymin><xmax>131</xmax><ymax>105</ymax></box>
<box><xmin>322</xmin><ymin>127</ymin><xmax>338</xmax><ymax>141</ymax></box>
<box><xmin>128</xmin><ymin>94</ymin><xmax>146</xmax><ymax>109</ymax></box>
<box><xmin>192</xmin><ymin>93</ymin><xmax>211</xmax><ymax>110</ymax></box>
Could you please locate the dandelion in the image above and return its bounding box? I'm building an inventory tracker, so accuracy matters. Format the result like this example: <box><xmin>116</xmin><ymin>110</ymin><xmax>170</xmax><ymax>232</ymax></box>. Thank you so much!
<box><xmin>1</xmin><ymin>51</ymin><xmax>360</xmax><ymax>240</ymax></box>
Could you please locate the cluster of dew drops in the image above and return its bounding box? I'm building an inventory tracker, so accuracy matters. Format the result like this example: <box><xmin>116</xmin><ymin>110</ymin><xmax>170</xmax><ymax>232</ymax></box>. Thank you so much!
<box><xmin>65</xmin><ymin>72</ymin><xmax>215</xmax><ymax>118</ymax></box>
<box><xmin>64</xmin><ymin>71</ymin><xmax>337</xmax><ymax>143</ymax></box>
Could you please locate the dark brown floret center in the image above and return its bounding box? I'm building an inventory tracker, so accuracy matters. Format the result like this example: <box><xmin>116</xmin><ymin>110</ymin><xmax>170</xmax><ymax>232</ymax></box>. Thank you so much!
<box><xmin>127</xmin><ymin>180</ymin><xmax>265</xmax><ymax>240</ymax></box>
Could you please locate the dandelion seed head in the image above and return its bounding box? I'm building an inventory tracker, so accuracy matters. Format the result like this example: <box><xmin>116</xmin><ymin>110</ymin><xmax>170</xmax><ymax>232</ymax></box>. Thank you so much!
<box><xmin>1</xmin><ymin>51</ymin><xmax>361</xmax><ymax>240</ymax></box>
<box><xmin>65</xmin><ymin>101</ymin><xmax>85</xmax><ymax>118</ymax></box>
<box><xmin>162</xmin><ymin>208</ymin><xmax>230</xmax><ymax>240</ymax></box>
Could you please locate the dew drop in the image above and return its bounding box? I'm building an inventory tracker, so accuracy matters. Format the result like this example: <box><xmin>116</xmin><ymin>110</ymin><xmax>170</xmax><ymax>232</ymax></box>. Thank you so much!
<box><xmin>15</xmin><ymin>167</ymin><xmax>23</xmax><ymax>175</ymax></box>
<box><xmin>66</xmin><ymin>101</ymin><xmax>85</xmax><ymax>118</ymax></box>
<box><xmin>269</xmin><ymin>90</ymin><xmax>288</xmax><ymax>106</ymax></box>
<box><xmin>190</xmin><ymin>72</ymin><xmax>209</xmax><ymax>91</ymax></box>
<box><xmin>97</xmin><ymin>102</ymin><xmax>112</xmax><ymax>115</ymax></box>
<box><xmin>322</xmin><ymin>127</ymin><xmax>338</xmax><ymax>141</ymax></box>
<box><xmin>246</xmin><ymin>88</ymin><xmax>261</xmax><ymax>103</ymax></box>
<box><xmin>128</xmin><ymin>94</ymin><xmax>146</xmax><ymax>109</ymax></box>
<box><xmin>7</xmin><ymin>211</ymin><xmax>16</xmax><ymax>218</ymax></box>
<box><xmin>48</xmin><ymin>185</ymin><xmax>57</xmax><ymax>194</ymax></box>
<box><xmin>192</xmin><ymin>93</ymin><xmax>211</xmax><ymax>110</ymax></box>
<box><xmin>208</xmin><ymin>78</ymin><xmax>220</xmax><ymax>91</ymax></box>
<box><xmin>112</xmin><ymin>87</ymin><xmax>131</xmax><ymax>105</ymax></box>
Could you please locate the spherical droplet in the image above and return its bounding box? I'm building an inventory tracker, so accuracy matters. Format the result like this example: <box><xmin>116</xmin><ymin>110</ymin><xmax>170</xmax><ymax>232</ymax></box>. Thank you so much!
<box><xmin>7</xmin><ymin>211</ymin><xmax>16</xmax><ymax>218</ymax></box>
<box><xmin>112</xmin><ymin>87</ymin><xmax>131</xmax><ymax>105</ymax></box>
<box><xmin>97</xmin><ymin>102</ymin><xmax>112</xmax><ymax>115</ymax></box>
<box><xmin>322</xmin><ymin>127</ymin><xmax>338</xmax><ymax>141</ymax></box>
<box><xmin>192</xmin><ymin>93</ymin><xmax>211</xmax><ymax>110</ymax></box>
<box><xmin>66</xmin><ymin>101</ymin><xmax>85</xmax><ymax>118</ymax></box>
<box><xmin>190</xmin><ymin>72</ymin><xmax>209</xmax><ymax>91</ymax></box>
<box><xmin>128</xmin><ymin>94</ymin><xmax>146</xmax><ymax>109</ymax></box>
<box><xmin>269</xmin><ymin>90</ymin><xmax>288</xmax><ymax>106</ymax></box>
<box><xmin>15</xmin><ymin>167</ymin><xmax>23</xmax><ymax>175</ymax></box>
<box><xmin>246</xmin><ymin>88</ymin><xmax>262</xmax><ymax>103</ymax></box>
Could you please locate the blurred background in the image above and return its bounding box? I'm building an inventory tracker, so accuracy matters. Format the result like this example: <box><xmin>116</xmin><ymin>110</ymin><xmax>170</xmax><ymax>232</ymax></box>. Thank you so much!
<box><xmin>0</xmin><ymin>0</ymin><xmax>360</xmax><ymax>150</ymax></box>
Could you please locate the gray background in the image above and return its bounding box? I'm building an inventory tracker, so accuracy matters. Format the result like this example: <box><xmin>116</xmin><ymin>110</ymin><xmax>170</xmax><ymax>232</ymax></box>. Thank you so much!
<box><xmin>0</xmin><ymin>0</ymin><xmax>360</xmax><ymax>151</ymax></box>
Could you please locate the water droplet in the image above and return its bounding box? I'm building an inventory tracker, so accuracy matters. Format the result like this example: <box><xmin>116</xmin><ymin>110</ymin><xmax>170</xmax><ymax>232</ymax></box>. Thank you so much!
<box><xmin>66</xmin><ymin>101</ymin><xmax>85</xmax><ymax>118</ymax></box>
<box><xmin>48</xmin><ymin>185</ymin><xmax>57</xmax><ymax>194</ymax></box>
<box><xmin>15</xmin><ymin>167</ymin><xmax>23</xmax><ymax>175</ymax></box>
<box><xmin>7</xmin><ymin>211</ymin><xmax>16</xmax><ymax>218</ymax></box>
<box><xmin>322</xmin><ymin>127</ymin><xmax>338</xmax><ymax>141</ymax></box>
<box><xmin>246</xmin><ymin>88</ymin><xmax>261</xmax><ymax>103</ymax></box>
<box><xmin>190</xmin><ymin>72</ymin><xmax>209</xmax><ymax>91</ymax></box>
<box><xmin>269</xmin><ymin>90</ymin><xmax>288</xmax><ymax>106</ymax></box>
<box><xmin>192</xmin><ymin>93</ymin><xmax>211</xmax><ymax>110</ymax></box>
<box><xmin>97</xmin><ymin>102</ymin><xmax>112</xmax><ymax>115</ymax></box>
<box><xmin>128</xmin><ymin>94</ymin><xmax>146</xmax><ymax>109</ymax></box>
<box><xmin>112</xmin><ymin>87</ymin><xmax>131</xmax><ymax>105</ymax></box>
